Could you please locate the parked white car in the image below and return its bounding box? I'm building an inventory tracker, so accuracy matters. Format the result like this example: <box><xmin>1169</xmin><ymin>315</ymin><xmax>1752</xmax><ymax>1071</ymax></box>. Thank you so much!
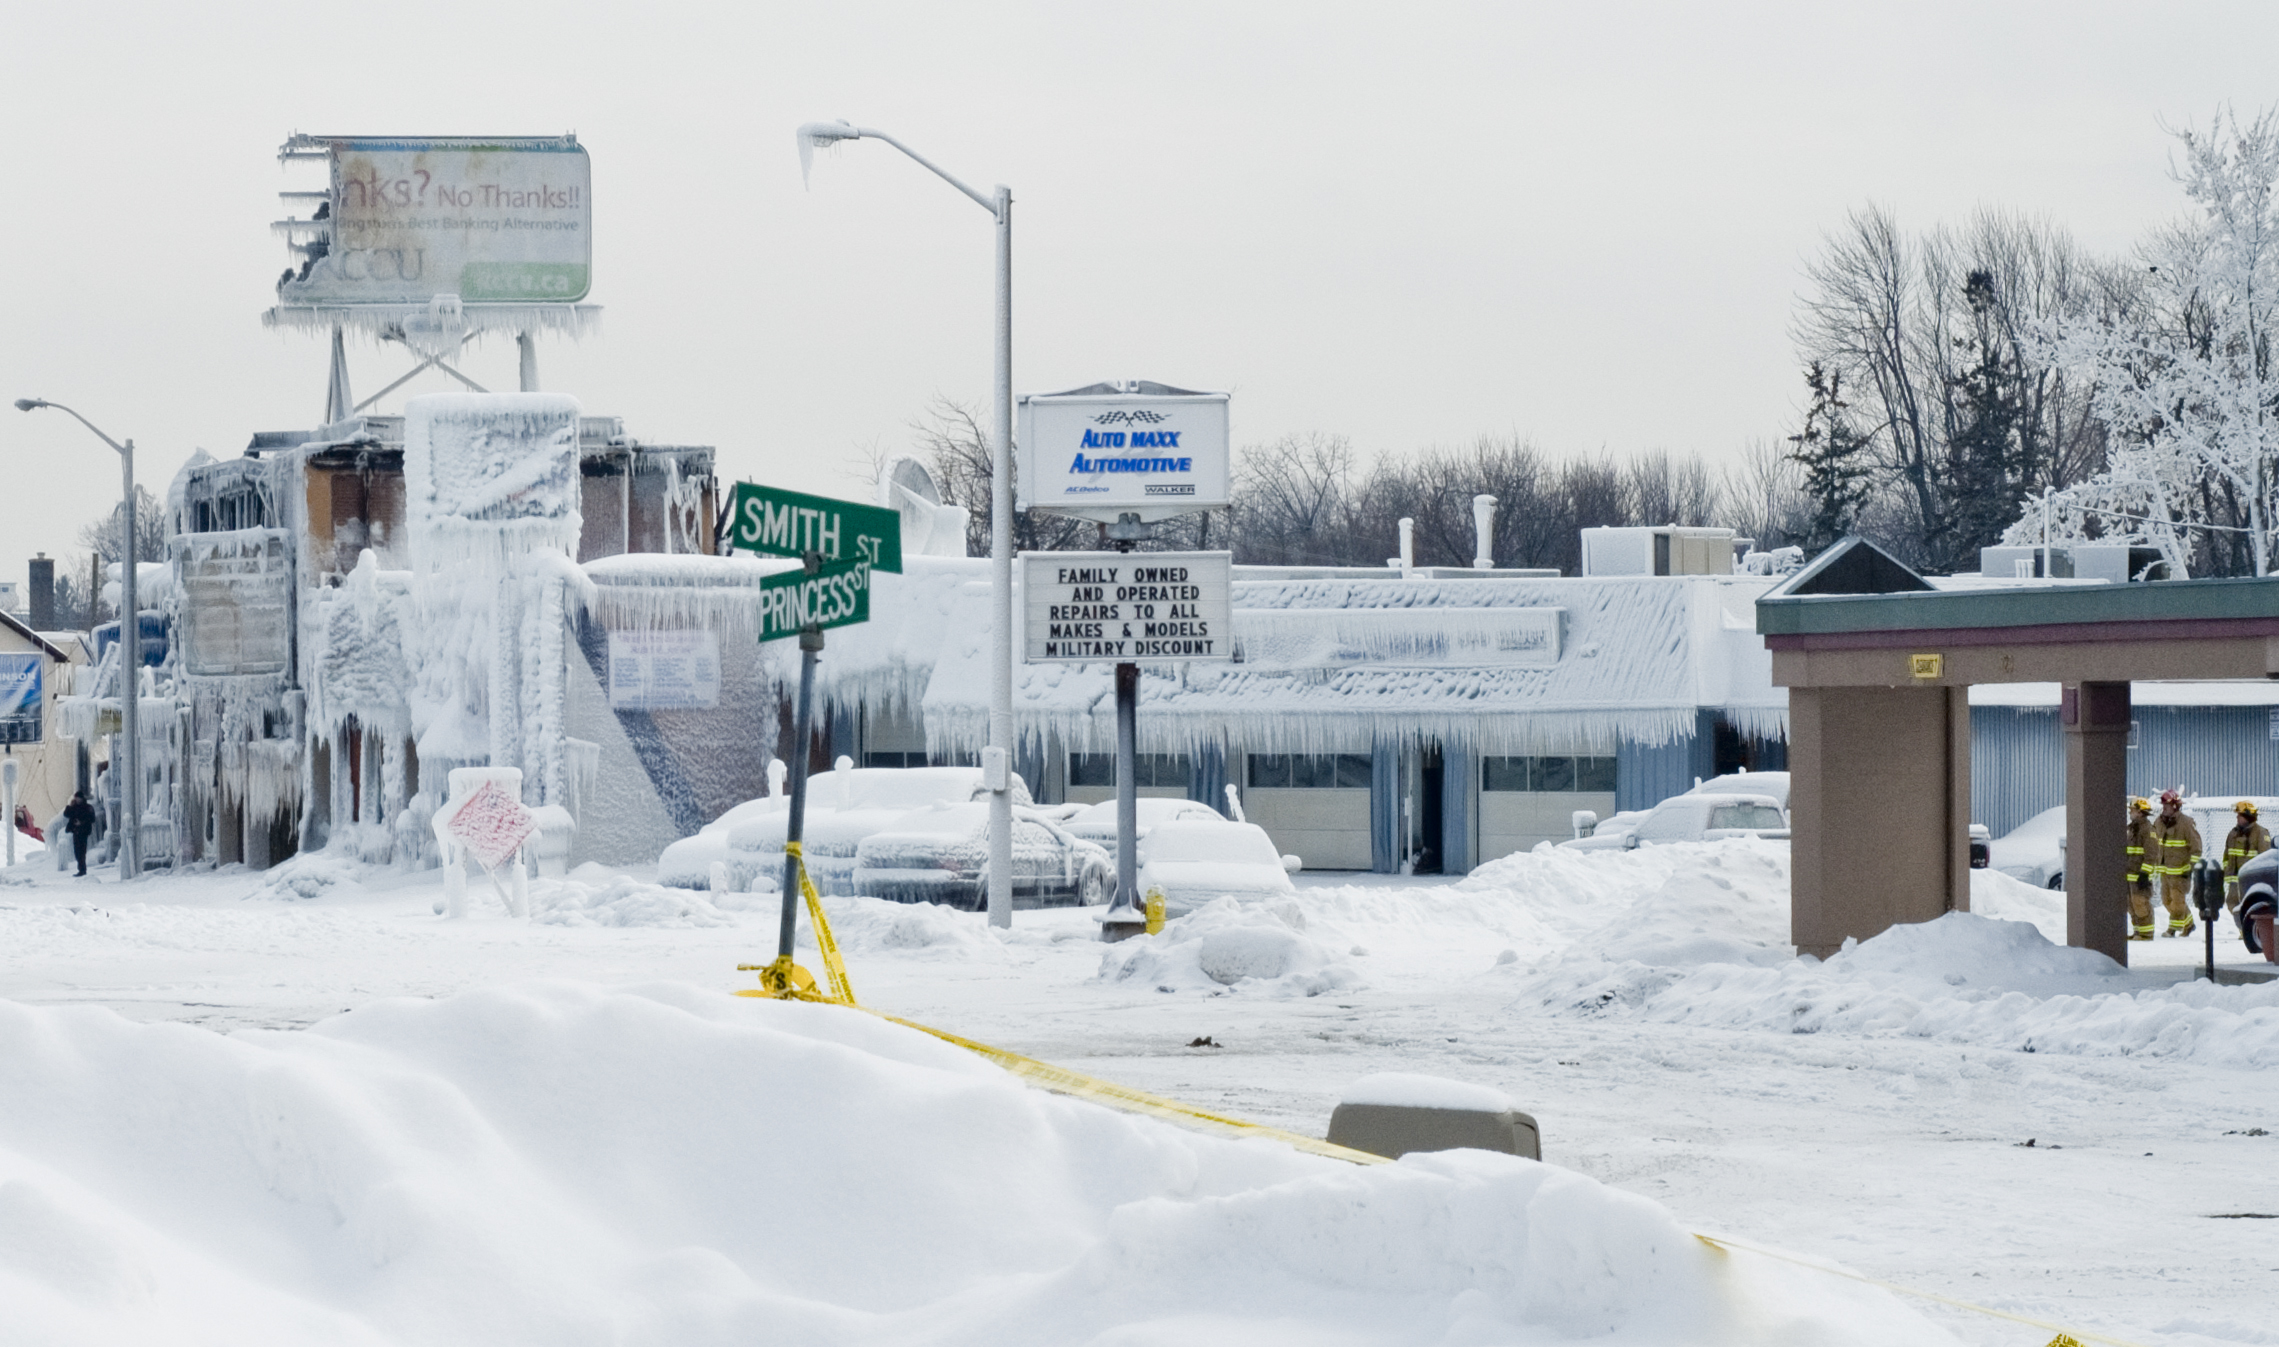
<box><xmin>1985</xmin><ymin>805</ymin><xmax>2066</xmax><ymax>889</ymax></box>
<box><xmin>1684</xmin><ymin>771</ymin><xmax>1791</xmax><ymax>811</ymax></box>
<box><xmin>851</xmin><ymin>802</ymin><xmax>1112</xmax><ymax>909</ymax></box>
<box><xmin>1560</xmin><ymin>793</ymin><xmax>1787</xmax><ymax>850</ymax></box>
<box><xmin>1062</xmin><ymin>798</ymin><xmax>1226</xmax><ymax>849</ymax></box>
<box><xmin>1135</xmin><ymin>820</ymin><xmax>1302</xmax><ymax>917</ymax></box>
<box><xmin>658</xmin><ymin>766</ymin><xmax>1031</xmax><ymax>893</ymax></box>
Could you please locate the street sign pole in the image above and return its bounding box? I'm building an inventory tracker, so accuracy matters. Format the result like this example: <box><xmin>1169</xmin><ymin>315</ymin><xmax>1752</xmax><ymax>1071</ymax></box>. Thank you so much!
<box><xmin>779</xmin><ymin>617</ymin><xmax>823</xmax><ymax>965</ymax></box>
<box><xmin>1112</xmin><ymin>661</ymin><xmax>1139</xmax><ymax>917</ymax></box>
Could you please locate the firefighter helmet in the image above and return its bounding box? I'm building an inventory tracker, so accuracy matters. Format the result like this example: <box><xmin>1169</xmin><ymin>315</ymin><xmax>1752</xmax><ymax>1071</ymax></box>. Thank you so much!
<box><xmin>2238</xmin><ymin>800</ymin><xmax>2260</xmax><ymax>818</ymax></box>
<box><xmin>2160</xmin><ymin>788</ymin><xmax>2183</xmax><ymax>809</ymax></box>
<box><xmin>2131</xmin><ymin>796</ymin><xmax>2152</xmax><ymax>813</ymax></box>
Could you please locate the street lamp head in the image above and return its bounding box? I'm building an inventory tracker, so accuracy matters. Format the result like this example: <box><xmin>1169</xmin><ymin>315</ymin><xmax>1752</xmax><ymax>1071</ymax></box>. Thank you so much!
<box><xmin>13</xmin><ymin>398</ymin><xmax>44</xmax><ymax>412</ymax></box>
<box><xmin>796</xmin><ymin>120</ymin><xmax>862</xmax><ymax>187</ymax></box>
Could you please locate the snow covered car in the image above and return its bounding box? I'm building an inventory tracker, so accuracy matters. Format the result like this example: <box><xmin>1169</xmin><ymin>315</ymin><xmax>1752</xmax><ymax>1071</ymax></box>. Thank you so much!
<box><xmin>1985</xmin><ymin>804</ymin><xmax>2065</xmax><ymax>889</ymax></box>
<box><xmin>1560</xmin><ymin>793</ymin><xmax>1787</xmax><ymax>850</ymax></box>
<box><xmin>658</xmin><ymin>766</ymin><xmax>1032</xmax><ymax>893</ymax></box>
<box><xmin>1684</xmin><ymin>771</ymin><xmax>1791</xmax><ymax>811</ymax></box>
<box><xmin>1134</xmin><ymin>820</ymin><xmax>1302</xmax><ymax>917</ymax></box>
<box><xmin>1062</xmin><ymin>798</ymin><xmax>1226</xmax><ymax>849</ymax></box>
<box><xmin>851</xmin><ymin>802</ymin><xmax>1112</xmax><ymax>910</ymax></box>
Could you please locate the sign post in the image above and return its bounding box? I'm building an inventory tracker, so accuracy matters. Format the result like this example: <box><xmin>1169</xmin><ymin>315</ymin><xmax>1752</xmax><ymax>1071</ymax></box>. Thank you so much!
<box><xmin>727</xmin><ymin>483</ymin><xmax>893</xmax><ymax>995</ymax></box>
<box><xmin>1022</xmin><ymin>551</ymin><xmax>1232</xmax><ymax>937</ymax></box>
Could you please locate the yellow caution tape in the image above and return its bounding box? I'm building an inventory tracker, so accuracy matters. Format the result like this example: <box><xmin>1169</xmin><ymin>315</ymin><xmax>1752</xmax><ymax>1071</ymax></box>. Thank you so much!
<box><xmin>859</xmin><ymin>1006</ymin><xmax>1388</xmax><ymax>1166</ymax></box>
<box><xmin>1692</xmin><ymin>1234</ymin><xmax>2146</xmax><ymax>1347</ymax></box>
<box><xmin>740</xmin><ymin>876</ymin><xmax>2139</xmax><ymax>1347</ymax></box>
<box><xmin>734</xmin><ymin>841</ymin><xmax>856</xmax><ymax>1006</ymax></box>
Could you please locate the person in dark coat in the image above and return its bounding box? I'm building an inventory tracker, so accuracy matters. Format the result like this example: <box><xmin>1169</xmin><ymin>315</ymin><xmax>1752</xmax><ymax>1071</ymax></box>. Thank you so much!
<box><xmin>62</xmin><ymin>791</ymin><xmax>96</xmax><ymax>877</ymax></box>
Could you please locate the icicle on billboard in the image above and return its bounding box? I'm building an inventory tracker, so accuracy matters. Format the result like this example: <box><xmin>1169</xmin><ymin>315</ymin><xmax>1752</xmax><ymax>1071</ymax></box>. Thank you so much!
<box><xmin>274</xmin><ymin>136</ymin><xmax>592</xmax><ymax>306</ymax></box>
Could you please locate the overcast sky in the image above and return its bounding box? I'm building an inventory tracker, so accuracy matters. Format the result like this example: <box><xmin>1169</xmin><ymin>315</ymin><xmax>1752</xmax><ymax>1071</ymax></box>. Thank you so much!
<box><xmin>5</xmin><ymin>1</ymin><xmax>2277</xmax><ymax>592</ymax></box>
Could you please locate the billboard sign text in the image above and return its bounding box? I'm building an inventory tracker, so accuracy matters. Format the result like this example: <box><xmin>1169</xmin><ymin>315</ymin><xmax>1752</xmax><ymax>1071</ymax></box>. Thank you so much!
<box><xmin>276</xmin><ymin>136</ymin><xmax>592</xmax><ymax>306</ymax></box>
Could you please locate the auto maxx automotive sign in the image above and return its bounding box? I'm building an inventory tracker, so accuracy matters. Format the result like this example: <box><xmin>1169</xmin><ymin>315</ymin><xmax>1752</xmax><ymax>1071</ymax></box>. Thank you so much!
<box><xmin>1023</xmin><ymin>552</ymin><xmax>1232</xmax><ymax>664</ymax></box>
<box><xmin>1017</xmin><ymin>385</ymin><xmax>1229</xmax><ymax>522</ymax></box>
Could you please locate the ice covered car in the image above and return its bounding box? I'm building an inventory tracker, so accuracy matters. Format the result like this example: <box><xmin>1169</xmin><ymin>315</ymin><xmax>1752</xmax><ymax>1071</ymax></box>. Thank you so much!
<box><xmin>1985</xmin><ymin>804</ymin><xmax>2065</xmax><ymax>889</ymax></box>
<box><xmin>851</xmin><ymin>802</ymin><xmax>1112</xmax><ymax>910</ymax></box>
<box><xmin>658</xmin><ymin>766</ymin><xmax>1031</xmax><ymax>893</ymax></box>
<box><xmin>1134</xmin><ymin>820</ymin><xmax>1301</xmax><ymax>917</ymax></box>
<box><xmin>1560</xmin><ymin>793</ymin><xmax>1786</xmax><ymax>849</ymax></box>
<box><xmin>1684</xmin><ymin>770</ymin><xmax>1791</xmax><ymax>811</ymax></box>
<box><xmin>1062</xmin><ymin>797</ymin><xmax>1226</xmax><ymax>848</ymax></box>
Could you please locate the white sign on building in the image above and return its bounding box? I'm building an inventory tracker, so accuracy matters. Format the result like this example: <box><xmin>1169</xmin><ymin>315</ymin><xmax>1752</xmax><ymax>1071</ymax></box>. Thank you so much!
<box><xmin>1017</xmin><ymin>384</ymin><xmax>1229</xmax><ymax>522</ymax></box>
<box><xmin>1023</xmin><ymin>552</ymin><xmax>1232</xmax><ymax>664</ymax></box>
<box><xmin>608</xmin><ymin>630</ymin><xmax>721</xmax><ymax>709</ymax></box>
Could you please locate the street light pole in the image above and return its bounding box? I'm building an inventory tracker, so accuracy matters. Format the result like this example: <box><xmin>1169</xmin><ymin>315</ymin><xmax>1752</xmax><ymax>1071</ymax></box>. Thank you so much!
<box><xmin>797</xmin><ymin>121</ymin><xmax>1017</xmax><ymax>928</ymax></box>
<box><xmin>14</xmin><ymin>398</ymin><xmax>140</xmax><ymax>878</ymax></box>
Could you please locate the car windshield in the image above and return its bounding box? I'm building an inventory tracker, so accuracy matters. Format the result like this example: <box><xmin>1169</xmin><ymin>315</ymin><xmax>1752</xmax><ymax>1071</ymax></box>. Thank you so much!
<box><xmin>1708</xmin><ymin>804</ymin><xmax>1785</xmax><ymax>831</ymax></box>
<box><xmin>1144</xmin><ymin>824</ymin><xmax>1280</xmax><ymax>866</ymax></box>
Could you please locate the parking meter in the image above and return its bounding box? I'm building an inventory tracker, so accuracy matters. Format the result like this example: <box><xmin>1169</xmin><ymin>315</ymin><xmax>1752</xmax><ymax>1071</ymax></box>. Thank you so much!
<box><xmin>2192</xmin><ymin>858</ymin><xmax>2225</xmax><ymax>920</ymax></box>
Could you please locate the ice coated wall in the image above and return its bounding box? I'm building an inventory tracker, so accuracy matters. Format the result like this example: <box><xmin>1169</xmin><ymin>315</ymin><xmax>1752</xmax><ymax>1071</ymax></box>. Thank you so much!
<box><xmin>401</xmin><ymin>394</ymin><xmax>588</xmax><ymax>808</ymax></box>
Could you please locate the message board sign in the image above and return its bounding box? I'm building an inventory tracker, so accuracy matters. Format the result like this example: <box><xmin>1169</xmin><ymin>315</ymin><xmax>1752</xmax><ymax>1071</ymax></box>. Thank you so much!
<box><xmin>1023</xmin><ymin>552</ymin><xmax>1231</xmax><ymax>664</ymax></box>
<box><xmin>607</xmin><ymin>630</ymin><xmax>721</xmax><ymax>709</ymax></box>
<box><xmin>758</xmin><ymin>561</ymin><xmax>872</xmax><ymax>643</ymax></box>
<box><xmin>0</xmin><ymin>653</ymin><xmax>40</xmax><ymax>745</ymax></box>
<box><xmin>729</xmin><ymin>482</ymin><xmax>903</xmax><ymax>573</ymax></box>
<box><xmin>275</xmin><ymin>135</ymin><xmax>592</xmax><ymax>306</ymax></box>
<box><xmin>1017</xmin><ymin>385</ymin><xmax>1229</xmax><ymax>522</ymax></box>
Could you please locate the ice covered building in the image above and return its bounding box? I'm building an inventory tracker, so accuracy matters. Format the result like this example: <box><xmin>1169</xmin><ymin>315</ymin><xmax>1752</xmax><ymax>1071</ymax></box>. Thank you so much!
<box><xmin>809</xmin><ymin>529</ymin><xmax>1791</xmax><ymax>875</ymax></box>
<box><xmin>154</xmin><ymin>393</ymin><xmax>729</xmax><ymax>869</ymax></box>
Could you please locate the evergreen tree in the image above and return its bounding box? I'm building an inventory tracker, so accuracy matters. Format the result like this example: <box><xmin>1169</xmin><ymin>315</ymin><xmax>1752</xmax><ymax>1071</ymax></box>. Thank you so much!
<box><xmin>1787</xmin><ymin>362</ymin><xmax>1874</xmax><ymax>553</ymax></box>
<box><xmin>1934</xmin><ymin>269</ymin><xmax>2031</xmax><ymax>571</ymax></box>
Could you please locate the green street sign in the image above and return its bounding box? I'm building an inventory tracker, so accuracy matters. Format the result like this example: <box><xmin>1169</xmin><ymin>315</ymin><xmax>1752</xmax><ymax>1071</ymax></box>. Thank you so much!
<box><xmin>729</xmin><ymin>482</ymin><xmax>903</xmax><ymax>573</ymax></box>
<box><xmin>758</xmin><ymin>560</ymin><xmax>872</xmax><ymax>642</ymax></box>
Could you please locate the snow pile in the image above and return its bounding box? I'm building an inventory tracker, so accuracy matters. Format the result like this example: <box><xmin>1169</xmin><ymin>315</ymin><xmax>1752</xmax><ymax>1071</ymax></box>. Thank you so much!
<box><xmin>1100</xmin><ymin>897</ymin><xmax>1365</xmax><ymax>996</ymax></box>
<box><xmin>528</xmin><ymin>865</ymin><xmax>769</xmax><ymax>928</ymax></box>
<box><xmin>1480</xmin><ymin>844</ymin><xmax>2279</xmax><ymax>1067</ymax></box>
<box><xmin>243</xmin><ymin>853</ymin><xmax>366</xmax><ymax>903</ymax></box>
<box><xmin>805</xmin><ymin>895</ymin><xmax>1007</xmax><ymax>959</ymax></box>
<box><xmin>0</xmin><ymin>983</ymin><xmax>1952</xmax><ymax>1344</ymax></box>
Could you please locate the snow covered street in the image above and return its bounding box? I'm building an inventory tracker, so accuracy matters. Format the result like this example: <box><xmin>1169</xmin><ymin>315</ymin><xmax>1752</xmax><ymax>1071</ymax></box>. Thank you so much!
<box><xmin>5</xmin><ymin>841</ymin><xmax>2277</xmax><ymax>1344</ymax></box>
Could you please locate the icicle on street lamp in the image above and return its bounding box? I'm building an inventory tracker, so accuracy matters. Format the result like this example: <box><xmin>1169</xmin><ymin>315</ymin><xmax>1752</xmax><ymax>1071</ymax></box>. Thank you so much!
<box><xmin>795</xmin><ymin>119</ymin><xmax>1018</xmax><ymax>928</ymax></box>
<box><xmin>14</xmin><ymin>397</ymin><xmax>141</xmax><ymax>878</ymax></box>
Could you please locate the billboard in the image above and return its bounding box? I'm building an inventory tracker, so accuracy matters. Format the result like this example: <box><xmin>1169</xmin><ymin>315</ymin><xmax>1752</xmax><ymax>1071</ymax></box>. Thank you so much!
<box><xmin>1017</xmin><ymin>384</ymin><xmax>1229</xmax><ymax>522</ymax></box>
<box><xmin>275</xmin><ymin>136</ymin><xmax>592</xmax><ymax>306</ymax></box>
<box><xmin>0</xmin><ymin>653</ymin><xmax>40</xmax><ymax>745</ymax></box>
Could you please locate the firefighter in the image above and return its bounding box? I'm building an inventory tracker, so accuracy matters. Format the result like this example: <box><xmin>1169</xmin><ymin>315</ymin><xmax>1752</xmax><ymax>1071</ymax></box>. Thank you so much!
<box><xmin>2152</xmin><ymin>789</ymin><xmax>2202</xmax><ymax>937</ymax></box>
<box><xmin>2222</xmin><ymin>799</ymin><xmax>2273</xmax><ymax>918</ymax></box>
<box><xmin>2125</xmin><ymin>796</ymin><xmax>2158</xmax><ymax>941</ymax></box>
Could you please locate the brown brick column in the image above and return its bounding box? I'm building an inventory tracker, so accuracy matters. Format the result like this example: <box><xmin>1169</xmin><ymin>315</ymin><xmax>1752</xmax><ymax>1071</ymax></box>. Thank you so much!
<box><xmin>2063</xmin><ymin>681</ymin><xmax>2130</xmax><ymax>964</ymax></box>
<box><xmin>1790</xmin><ymin>684</ymin><xmax>1970</xmax><ymax>958</ymax></box>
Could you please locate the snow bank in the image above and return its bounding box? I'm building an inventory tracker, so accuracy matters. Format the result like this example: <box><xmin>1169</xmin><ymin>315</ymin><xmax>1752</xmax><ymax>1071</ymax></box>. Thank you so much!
<box><xmin>1478</xmin><ymin>843</ymin><xmax>2279</xmax><ymax>1068</ymax></box>
<box><xmin>0</xmin><ymin>983</ymin><xmax>1954</xmax><ymax>1344</ymax></box>
<box><xmin>244</xmin><ymin>853</ymin><xmax>367</xmax><ymax>903</ymax></box>
<box><xmin>1100</xmin><ymin>897</ymin><xmax>1366</xmax><ymax>996</ymax></box>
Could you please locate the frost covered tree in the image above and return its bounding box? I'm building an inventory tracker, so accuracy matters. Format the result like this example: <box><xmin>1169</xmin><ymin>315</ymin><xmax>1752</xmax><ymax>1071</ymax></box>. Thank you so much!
<box><xmin>1786</xmin><ymin>362</ymin><xmax>1874</xmax><ymax>553</ymax></box>
<box><xmin>1796</xmin><ymin>205</ymin><xmax>2125</xmax><ymax>568</ymax></box>
<box><xmin>2017</xmin><ymin>109</ymin><xmax>2279</xmax><ymax>577</ymax></box>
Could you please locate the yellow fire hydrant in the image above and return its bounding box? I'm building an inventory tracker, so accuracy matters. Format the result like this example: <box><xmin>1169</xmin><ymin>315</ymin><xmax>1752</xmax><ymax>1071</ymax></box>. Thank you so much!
<box><xmin>1144</xmin><ymin>888</ymin><xmax>1166</xmax><ymax>935</ymax></box>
